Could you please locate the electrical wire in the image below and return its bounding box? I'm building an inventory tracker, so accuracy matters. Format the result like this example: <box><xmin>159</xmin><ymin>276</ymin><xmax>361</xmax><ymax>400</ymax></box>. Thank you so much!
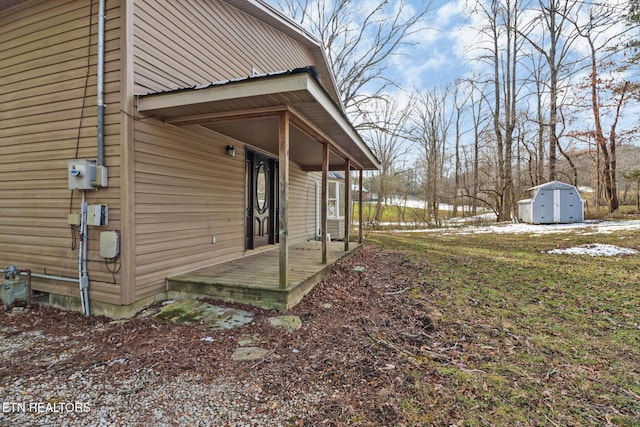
<box><xmin>70</xmin><ymin>225</ymin><xmax>78</xmax><ymax>251</ymax></box>
<box><xmin>104</xmin><ymin>257</ymin><xmax>121</xmax><ymax>284</ymax></box>
<box><xmin>69</xmin><ymin>0</ymin><xmax>95</xmax><ymax>250</ymax></box>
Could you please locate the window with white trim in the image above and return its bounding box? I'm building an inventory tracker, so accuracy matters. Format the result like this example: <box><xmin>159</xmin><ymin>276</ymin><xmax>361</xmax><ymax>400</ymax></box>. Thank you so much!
<box><xmin>328</xmin><ymin>180</ymin><xmax>344</xmax><ymax>219</ymax></box>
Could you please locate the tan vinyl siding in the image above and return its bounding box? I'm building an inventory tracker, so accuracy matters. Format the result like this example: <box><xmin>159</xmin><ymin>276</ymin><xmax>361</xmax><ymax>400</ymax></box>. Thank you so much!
<box><xmin>133</xmin><ymin>120</ymin><xmax>245</xmax><ymax>299</ymax></box>
<box><xmin>327</xmin><ymin>219</ymin><xmax>345</xmax><ymax>240</ymax></box>
<box><xmin>133</xmin><ymin>119</ymin><xmax>322</xmax><ymax>299</ymax></box>
<box><xmin>133</xmin><ymin>0</ymin><xmax>315</xmax><ymax>94</ymax></box>
<box><xmin>0</xmin><ymin>0</ymin><xmax>123</xmax><ymax>304</ymax></box>
<box><xmin>287</xmin><ymin>166</ymin><xmax>318</xmax><ymax>241</ymax></box>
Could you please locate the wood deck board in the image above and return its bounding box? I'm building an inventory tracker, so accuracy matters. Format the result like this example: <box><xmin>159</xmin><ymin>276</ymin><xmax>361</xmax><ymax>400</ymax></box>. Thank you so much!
<box><xmin>167</xmin><ymin>240</ymin><xmax>359</xmax><ymax>310</ymax></box>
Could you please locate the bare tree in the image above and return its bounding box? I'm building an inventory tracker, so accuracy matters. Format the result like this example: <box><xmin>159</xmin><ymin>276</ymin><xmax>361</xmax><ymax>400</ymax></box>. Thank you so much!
<box><xmin>471</xmin><ymin>0</ymin><xmax>524</xmax><ymax>221</ymax></box>
<box><xmin>519</xmin><ymin>0</ymin><xmax>581</xmax><ymax>182</ymax></box>
<box><xmin>452</xmin><ymin>80</ymin><xmax>472</xmax><ymax>216</ymax></box>
<box><xmin>521</xmin><ymin>48</ymin><xmax>549</xmax><ymax>186</ymax></box>
<box><xmin>465</xmin><ymin>78</ymin><xmax>491</xmax><ymax>216</ymax></box>
<box><xmin>360</xmin><ymin>95</ymin><xmax>414</xmax><ymax>222</ymax></box>
<box><xmin>271</xmin><ymin>0</ymin><xmax>430</xmax><ymax>123</ymax></box>
<box><xmin>623</xmin><ymin>169</ymin><xmax>640</xmax><ymax>209</ymax></box>
<box><xmin>569</xmin><ymin>4</ymin><xmax>633</xmax><ymax>212</ymax></box>
<box><xmin>412</xmin><ymin>87</ymin><xmax>453</xmax><ymax>225</ymax></box>
<box><xmin>622</xmin><ymin>0</ymin><xmax>640</xmax><ymax>98</ymax></box>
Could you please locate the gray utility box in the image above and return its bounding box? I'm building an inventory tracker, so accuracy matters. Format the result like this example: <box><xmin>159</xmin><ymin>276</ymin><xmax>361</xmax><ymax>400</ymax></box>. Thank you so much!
<box><xmin>1</xmin><ymin>275</ymin><xmax>28</xmax><ymax>309</ymax></box>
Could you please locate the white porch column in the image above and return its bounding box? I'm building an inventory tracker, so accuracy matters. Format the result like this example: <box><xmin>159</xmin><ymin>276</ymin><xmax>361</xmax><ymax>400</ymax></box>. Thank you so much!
<box><xmin>279</xmin><ymin>112</ymin><xmax>290</xmax><ymax>288</ymax></box>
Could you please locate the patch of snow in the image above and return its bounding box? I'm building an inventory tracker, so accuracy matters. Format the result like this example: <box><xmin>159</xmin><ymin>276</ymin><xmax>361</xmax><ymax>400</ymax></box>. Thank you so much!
<box><xmin>384</xmin><ymin>198</ymin><xmax>488</xmax><ymax>213</ymax></box>
<box><xmin>393</xmin><ymin>219</ymin><xmax>640</xmax><ymax>236</ymax></box>
<box><xmin>545</xmin><ymin>244</ymin><xmax>638</xmax><ymax>257</ymax></box>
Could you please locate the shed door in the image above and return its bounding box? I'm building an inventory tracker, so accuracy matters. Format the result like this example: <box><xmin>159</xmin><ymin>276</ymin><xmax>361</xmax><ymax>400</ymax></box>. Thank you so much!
<box><xmin>553</xmin><ymin>189</ymin><xmax>562</xmax><ymax>223</ymax></box>
<box><xmin>534</xmin><ymin>190</ymin><xmax>554</xmax><ymax>223</ymax></box>
<box><xmin>559</xmin><ymin>190</ymin><xmax>580</xmax><ymax>223</ymax></box>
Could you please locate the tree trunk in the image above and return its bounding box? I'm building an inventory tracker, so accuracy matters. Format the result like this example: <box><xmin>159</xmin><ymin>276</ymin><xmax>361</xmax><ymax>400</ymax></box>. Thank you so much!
<box><xmin>492</xmin><ymin>2</ymin><xmax>506</xmax><ymax>221</ymax></box>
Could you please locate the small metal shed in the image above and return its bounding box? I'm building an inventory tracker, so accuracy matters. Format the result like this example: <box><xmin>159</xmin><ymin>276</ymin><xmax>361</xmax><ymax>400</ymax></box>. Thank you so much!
<box><xmin>517</xmin><ymin>181</ymin><xmax>585</xmax><ymax>224</ymax></box>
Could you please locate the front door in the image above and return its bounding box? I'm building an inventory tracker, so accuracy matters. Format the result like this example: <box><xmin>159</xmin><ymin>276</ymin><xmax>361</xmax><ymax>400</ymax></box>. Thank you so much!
<box><xmin>245</xmin><ymin>150</ymin><xmax>278</xmax><ymax>249</ymax></box>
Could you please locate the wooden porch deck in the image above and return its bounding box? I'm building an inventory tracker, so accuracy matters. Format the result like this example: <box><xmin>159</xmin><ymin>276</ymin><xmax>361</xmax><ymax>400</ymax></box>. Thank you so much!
<box><xmin>167</xmin><ymin>240</ymin><xmax>360</xmax><ymax>311</ymax></box>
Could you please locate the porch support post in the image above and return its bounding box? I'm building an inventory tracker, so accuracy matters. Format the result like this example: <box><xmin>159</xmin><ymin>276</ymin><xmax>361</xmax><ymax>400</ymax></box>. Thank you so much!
<box><xmin>344</xmin><ymin>159</ymin><xmax>351</xmax><ymax>251</ymax></box>
<box><xmin>321</xmin><ymin>143</ymin><xmax>329</xmax><ymax>264</ymax></box>
<box><xmin>359</xmin><ymin>169</ymin><xmax>363</xmax><ymax>244</ymax></box>
<box><xmin>279</xmin><ymin>111</ymin><xmax>290</xmax><ymax>288</ymax></box>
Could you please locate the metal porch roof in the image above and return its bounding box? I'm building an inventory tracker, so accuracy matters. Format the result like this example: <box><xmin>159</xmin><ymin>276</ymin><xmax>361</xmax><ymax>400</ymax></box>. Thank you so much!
<box><xmin>136</xmin><ymin>68</ymin><xmax>379</xmax><ymax>171</ymax></box>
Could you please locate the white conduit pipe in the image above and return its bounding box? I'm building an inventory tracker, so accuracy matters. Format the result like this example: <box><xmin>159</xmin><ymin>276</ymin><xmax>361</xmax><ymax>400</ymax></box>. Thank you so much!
<box><xmin>79</xmin><ymin>193</ymin><xmax>90</xmax><ymax>316</ymax></box>
<box><xmin>0</xmin><ymin>270</ymin><xmax>78</xmax><ymax>283</ymax></box>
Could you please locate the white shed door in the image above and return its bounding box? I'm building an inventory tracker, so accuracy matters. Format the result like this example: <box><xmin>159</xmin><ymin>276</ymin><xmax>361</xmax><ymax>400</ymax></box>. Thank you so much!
<box><xmin>553</xmin><ymin>189</ymin><xmax>561</xmax><ymax>223</ymax></box>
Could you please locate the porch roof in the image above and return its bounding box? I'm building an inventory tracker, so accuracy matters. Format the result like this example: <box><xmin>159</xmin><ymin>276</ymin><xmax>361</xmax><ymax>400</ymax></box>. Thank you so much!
<box><xmin>136</xmin><ymin>68</ymin><xmax>380</xmax><ymax>171</ymax></box>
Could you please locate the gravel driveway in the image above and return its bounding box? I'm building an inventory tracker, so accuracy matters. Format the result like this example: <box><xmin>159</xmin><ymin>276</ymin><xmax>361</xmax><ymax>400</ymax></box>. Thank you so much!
<box><xmin>1</xmin><ymin>248</ymin><xmax>432</xmax><ymax>426</ymax></box>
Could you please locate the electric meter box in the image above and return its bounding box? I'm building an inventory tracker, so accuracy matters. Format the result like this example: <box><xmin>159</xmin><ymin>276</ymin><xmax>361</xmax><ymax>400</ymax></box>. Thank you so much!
<box><xmin>68</xmin><ymin>159</ymin><xmax>96</xmax><ymax>190</ymax></box>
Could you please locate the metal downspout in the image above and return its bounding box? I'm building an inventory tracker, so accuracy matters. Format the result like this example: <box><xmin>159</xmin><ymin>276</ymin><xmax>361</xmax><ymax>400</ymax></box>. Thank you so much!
<box><xmin>97</xmin><ymin>0</ymin><xmax>106</xmax><ymax>167</ymax></box>
<box><xmin>77</xmin><ymin>0</ymin><xmax>106</xmax><ymax>317</ymax></box>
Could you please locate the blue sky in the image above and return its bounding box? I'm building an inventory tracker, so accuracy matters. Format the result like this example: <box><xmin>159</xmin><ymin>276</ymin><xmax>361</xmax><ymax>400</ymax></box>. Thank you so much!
<box><xmin>392</xmin><ymin>0</ymin><xmax>471</xmax><ymax>90</ymax></box>
<box><xmin>389</xmin><ymin>0</ymin><xmax>634</xmax><ymax>90</ymax></box>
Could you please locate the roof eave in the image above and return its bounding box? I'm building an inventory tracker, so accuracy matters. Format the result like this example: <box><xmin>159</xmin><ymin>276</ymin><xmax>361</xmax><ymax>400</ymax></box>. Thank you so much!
<box><xmin>137</xmin><ymin>71</ymin><xmax>380</xmax><ymax>170</ymax></box>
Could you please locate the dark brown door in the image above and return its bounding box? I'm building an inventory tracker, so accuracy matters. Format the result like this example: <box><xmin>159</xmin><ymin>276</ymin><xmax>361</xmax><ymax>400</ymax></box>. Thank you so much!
<box><xmin>245</xmin><ymin>150</ymin><xmax>278</xmax><ymax>249</ymax></box>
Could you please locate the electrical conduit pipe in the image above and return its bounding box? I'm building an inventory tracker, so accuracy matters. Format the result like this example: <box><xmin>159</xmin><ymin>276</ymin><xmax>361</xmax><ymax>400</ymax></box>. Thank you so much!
<box><xmin>79</xmin><ymin>195</ymin><xmax>90</xmax><ymax>316</ymax></box>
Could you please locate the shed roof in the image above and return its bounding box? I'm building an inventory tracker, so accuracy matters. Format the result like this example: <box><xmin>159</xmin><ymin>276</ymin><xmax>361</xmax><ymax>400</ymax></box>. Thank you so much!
<box><xmin>527</xmin><ymin>181</ymin><xmax>579</xmax><ymax>192</ymax></box>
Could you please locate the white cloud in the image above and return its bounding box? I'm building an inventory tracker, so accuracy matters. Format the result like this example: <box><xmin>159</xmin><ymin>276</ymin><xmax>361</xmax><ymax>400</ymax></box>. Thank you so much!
<box><xmin>435</xmin><ymin>0</ymin><xmax>466</xmax><ymax>25</ymax></box>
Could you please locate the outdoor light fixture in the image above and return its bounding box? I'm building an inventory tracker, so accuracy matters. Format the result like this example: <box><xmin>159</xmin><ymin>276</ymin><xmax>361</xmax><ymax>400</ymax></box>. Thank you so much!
<box><xmin>226</xmin><ymin>145</ymin><xmax>236</xmax><ymax>158</ymax></box>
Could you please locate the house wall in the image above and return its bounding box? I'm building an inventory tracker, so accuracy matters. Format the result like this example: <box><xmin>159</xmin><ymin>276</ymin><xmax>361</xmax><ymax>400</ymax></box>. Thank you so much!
<box><xmin>0</xmin><ymin>0</ymin><xmax>125</xmax><ymax>305</ymax></box>
<box><xmin>327</xmin><ymin>219</ymin><xmax>345</xmax><ymax>240</ymax></box>
<box><xmin>133</xmin><ymin>119</ymin><xmax>319</xmax><ymax>300</ymax></box>
<box><xmin>133</xmin><ymin>0</ymin><xmax>315</xmax><ymax>94</ymax></box>
<box><xmin>130</xmin><ymin>0</ymin><xmax>321</xmax><ymax>299</ymax></box>
<box><xmin>133</xmin><ymin>120</ymin><xmax>243</xmax><ymax>300</ymax></box>
<box><xmin>288</xmin><ymin>168</ymin><xmax>319</xmax><ymax>242</ymax></box>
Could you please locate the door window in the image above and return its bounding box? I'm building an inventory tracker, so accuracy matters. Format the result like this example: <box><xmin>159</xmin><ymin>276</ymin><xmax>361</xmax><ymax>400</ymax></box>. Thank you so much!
<box><xmin>256</xmin><ymin>164</ymin><xmax>267</xmax><ymax>212</ymax></box>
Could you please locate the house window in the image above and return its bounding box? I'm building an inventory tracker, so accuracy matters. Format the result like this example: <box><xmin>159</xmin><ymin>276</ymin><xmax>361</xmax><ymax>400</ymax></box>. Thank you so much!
<box><xmin>328</xmin><ymin>181</ymin><xmax>344</xmax><ymax>219</ymax></box>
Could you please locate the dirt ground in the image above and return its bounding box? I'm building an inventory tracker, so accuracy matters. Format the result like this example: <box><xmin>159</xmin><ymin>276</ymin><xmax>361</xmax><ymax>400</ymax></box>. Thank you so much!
<box><xmin>0</xmin><ymin>246</ymin><xmax>436</xmax><ymax>426</ymax></box>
